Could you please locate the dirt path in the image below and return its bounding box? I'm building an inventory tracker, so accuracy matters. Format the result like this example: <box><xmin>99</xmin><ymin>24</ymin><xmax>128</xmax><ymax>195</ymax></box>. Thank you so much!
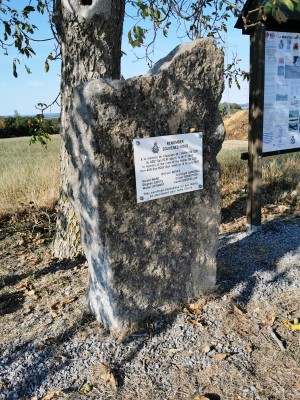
<box><xmin>1</xmin><ymin>211</ymin><xmax>300</xmax><ymax>399</ymax></box>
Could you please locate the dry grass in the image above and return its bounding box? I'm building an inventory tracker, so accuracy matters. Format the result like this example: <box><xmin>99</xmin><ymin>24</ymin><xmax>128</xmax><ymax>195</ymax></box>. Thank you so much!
<box><xmin>222</xmin><ymin>109</ymin><xmax>300</xmax><ymax>209</ymax></box>
<box><xmin>0</xmin><ymin>135</ymin><xmax>60</xmax><ymax>217</ymax></box>
<box><xmin>218</xmin><ymin>145</ymin><xmax>300</xmax><ymax>205</ymax></box>
<box><xmin>0</xmin><ymin>135</ymin><xmax>299</xmax><ymax>224</ymax></box>
<box><xmin>218</xmin><ymin>146</ymin><xmax>248</xmax><ymax>191</ymax></box>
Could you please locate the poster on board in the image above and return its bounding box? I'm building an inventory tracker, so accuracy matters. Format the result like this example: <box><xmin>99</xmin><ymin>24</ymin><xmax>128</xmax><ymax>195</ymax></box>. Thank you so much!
<box><xmin>133</xmin><ymin>133</ymin><xmax>203</xmax><ymax>203</ymax></box>
<box><xmin>263</xmin><ymin>31</ymin><xmax>300</xmax><ymax>152</ymax></box>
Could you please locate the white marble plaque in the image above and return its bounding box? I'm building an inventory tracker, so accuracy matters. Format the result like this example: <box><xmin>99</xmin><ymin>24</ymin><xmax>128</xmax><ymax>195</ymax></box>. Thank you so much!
<box><xmin>133</xmin><ymin>133</ymin><xmax>203</xmax><ymax>203</ymax></box>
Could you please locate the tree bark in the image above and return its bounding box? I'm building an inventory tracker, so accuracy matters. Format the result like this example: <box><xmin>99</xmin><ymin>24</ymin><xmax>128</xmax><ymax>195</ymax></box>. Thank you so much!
<box><xmin>52</xmin><ymin>144</ymin><xmax>82</xmax><ymax>259</ymax></box>
<box><xmin>52</xmin><ymin>0</ymin><xmax>125</xmax><ymax>259</ymax></box>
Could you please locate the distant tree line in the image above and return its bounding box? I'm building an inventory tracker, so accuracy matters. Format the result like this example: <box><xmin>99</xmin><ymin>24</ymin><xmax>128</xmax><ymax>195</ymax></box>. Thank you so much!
<box><xmin>0</xmin><ymin>112</ymin><xmax>60</xmax><ymax>139</ymax></box>
<box><xmin>219</xmin><ymin>103</ymin><xmax>242</xmax><ymax>117</ymax></box>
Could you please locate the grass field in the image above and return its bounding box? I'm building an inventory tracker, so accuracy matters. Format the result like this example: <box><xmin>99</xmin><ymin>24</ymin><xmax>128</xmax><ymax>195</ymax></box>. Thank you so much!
<box><xmin>0</xmin><ymin>136</ymin><xmax>299</xmax><ymax>219</ymax></box>
<box><xmin>218</xmin><ymin>145</ymin><xmax>300</xmax><ymax>206</ymax></box>
<box><xmin>0</xmin><ymin>135</ymin><xmax>60</xmax><ymax>216</ymax></box>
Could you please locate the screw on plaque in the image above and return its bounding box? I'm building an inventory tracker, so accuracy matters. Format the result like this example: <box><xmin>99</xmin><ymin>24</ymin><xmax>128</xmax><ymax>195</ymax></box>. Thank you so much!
<box><xmin>140</xmin><ymin>197</ymin><xmax>144</xmax><ymax>200</ymax></box>
<box><xmin>136</xmin><ymin>141</ymin><xmax>140</xmax><ymax>146</ymax></box>
<box><xmin>198</xmin><ymin>184</ymin><xmax>203</xmax><ymax>189</ymax></box>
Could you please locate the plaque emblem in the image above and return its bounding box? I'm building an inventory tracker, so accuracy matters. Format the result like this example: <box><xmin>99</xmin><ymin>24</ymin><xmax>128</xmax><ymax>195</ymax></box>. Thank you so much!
<box><xmin>152</xmin><ymin>141</ymin><xmax>159</xmax><ymax>154</ymax></box>
<box><xmin>291</xmin><ymin>135</ymin><xmax>296</xmax><ymax>144</ymax></box>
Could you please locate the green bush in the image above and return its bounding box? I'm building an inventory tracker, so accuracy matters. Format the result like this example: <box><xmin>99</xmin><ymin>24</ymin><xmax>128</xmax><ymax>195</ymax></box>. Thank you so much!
<box><xmin>219</xmin><ymin>103</ymin><xmax>242</xmax><ymax>116</ymax></box>
<box><xmin>0</xmin><ymin>115</ymin><xmax>60</xmax><ymax>139</ymax></box>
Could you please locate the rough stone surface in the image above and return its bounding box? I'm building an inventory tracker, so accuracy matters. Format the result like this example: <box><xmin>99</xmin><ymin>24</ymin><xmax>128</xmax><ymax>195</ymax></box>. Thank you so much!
<box><xmin>64</xmin><ymin>38</ymin><xmax>225</xmax><ymax>333</ymax></box>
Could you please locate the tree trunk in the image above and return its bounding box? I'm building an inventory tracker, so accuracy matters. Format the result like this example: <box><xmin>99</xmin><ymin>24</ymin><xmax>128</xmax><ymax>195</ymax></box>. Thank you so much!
<box><xmin>52</xmin><ymin>0</ymin><xmax>125</xmax><ymax>259</ymax></box>
<box><xmin>52</xmin><ymin>144</ymin><xmax>82</xmax><ymax>259</ymax></box>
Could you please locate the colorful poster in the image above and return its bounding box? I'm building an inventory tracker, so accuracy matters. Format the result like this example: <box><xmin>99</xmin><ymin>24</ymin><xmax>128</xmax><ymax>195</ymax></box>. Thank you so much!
<box><xmin>263</xmin><ymin>31</ymin><xmax>300</xmax><ymax>152</ymax></box>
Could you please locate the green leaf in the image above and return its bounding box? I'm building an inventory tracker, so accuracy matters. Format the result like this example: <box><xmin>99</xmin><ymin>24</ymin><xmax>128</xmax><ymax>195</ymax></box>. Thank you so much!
<box><xmin>128</xmin><ymin>26</ymin><xmax>146</xmax><ymax>48</ymax></box>
<box><xmin>282</xmin><ymin>0</ymin><xmax>294</xmax><ymax>11</ymax></box>
<box><xmin>4</xmin><ymin>21</ymin><xmax>11</xmax><ymax>36</ymax></box>
<box><xmin>128</xmin><ymin>30</ymin><xmax>139</xmax><ymax>48</ymax></box>
<box><xmin>25</xmin><ymin>65</ymin><xmax>31</xmax><ymax>74</ymax></box>
<box><xmin>45</xmin><ymin>60</ymin><xmax>49</xmax><ymax>72</ymax></box>
<box><xmin>23</xmin><ymin>6</ymin><xmax>35</xmax><ymax>13</ymax></box>
<box><xmin>155</xmin><ymin>9</ymin><xmax>162</xmax><ymax>23</ymax></box>
<box><xmin>12</xmin><ymin>59</ymin><xmax>20</xmax><ymax>78</ymax></box>
<box><xmin>263</xmin><ymin>4</ymin><xmax>272</xmax><ymax>14</ymax></box>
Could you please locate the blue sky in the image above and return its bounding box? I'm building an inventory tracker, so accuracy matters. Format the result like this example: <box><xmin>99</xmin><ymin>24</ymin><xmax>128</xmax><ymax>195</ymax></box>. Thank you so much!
<box><xmin>0</xmin><ymin>2</ymin><xmax>249</xmax><ymax>116</ymax></box>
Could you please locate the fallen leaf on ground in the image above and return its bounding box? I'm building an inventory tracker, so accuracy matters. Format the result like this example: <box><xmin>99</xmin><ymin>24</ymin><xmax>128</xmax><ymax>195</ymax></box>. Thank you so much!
<box><xmin>25</xmin><ymin>289</ymin><xmax>36</xmax><ymax>296</ymax></box>
<box><xmin>283</xmin><ymin>320</ymin><xmax>300</xmax><ymax>331</ymax></box>
<box><xmin>189</xmin><ymin>318</ymin><xmax>199</xmax><ymax>325</ymax></box>
<box><xmin>211</xmin><ymin>353</ymin><xmax>229</xmax><ymax>361</ymax></box>
<box><xmin>33</xmin><ymin>238</ymin><xmax>46</xmax><ymax>245</ymax></box>
<box><xmin>187</xmin><ymin>300</ymin><xmax>205</xmax><ymax>315</ymax></box>
<box><xmin>16</xmin><ymin>281</ymin><xmax>33</xmax><ymax>291</ymax></box>
<box><xmin>188</xmin><ymin>296</ymin><xmax>212</xmax><ymax>314</ymax></box>
<box><xmin>204</xmin><ymin>345</ymin><xmax>211</xmax><ymax>353</ymax></box>
<box><xmin>24</xmin><ymin>305</ymin><xmax>34</xmax><ymax>314</ymax></box>
<box><xmin>236</xmin><ymin>328</ymin><xmax>248</xmax><ymax>335</ymax></box>
<box><xmin>51</xmin><ymin>301</ymin><xmax>61</xmax><ymax>310</ymax></box>
<box><xmin>43</xmin><ymin>337</ymin><xmax>55</xmax><ymax>345</ymax></box>
<box><xmin>43</xmin><ymin>252</ymin><xmax>54</xmax><ymax>264</ymax></box>
<box><xmin>41</xmin><ymin>389</ymin><xmax>64</xmax><ymax>399</ymax></box>
<box><xmin>61</xmin><ymin>296</ymin><xmax>77</xmax><ymax>306</ymax></box>
<box><xmin>27</xmin><ymin>256</ymin><xmax>41</xmax><ymax>265</ymax></box>
<box><xmin>267</xmin><ymin>314</ymin><xmax>276</xmax><ymax>326</ymax></box>
<box><xmin>233</xmin><ymin>304</ymin><xmax>247</xmax><ymax>317</ymax></box>
<box><xmin>168</xmin><ymin>348</ymin><xmax>184</xmax><ymax>353</ymax></box>
<box><xmin>50</xmin><ymin>310</ymin><xmax>59</xmax><ymax>318</ymax></box>
<box><xmin>79</xmin><ymin>383</ymin><xmax>93</xmax><ymax>394</ymax></box>
<box><xmin>88</xmin><ymin>363</ymin><xmax>117</xmax><ymax>389</ymax></box>
<box><xmin>50</xmin><ymin>296</ymin><xmax>77</xmax><ymax>312</ymax></box>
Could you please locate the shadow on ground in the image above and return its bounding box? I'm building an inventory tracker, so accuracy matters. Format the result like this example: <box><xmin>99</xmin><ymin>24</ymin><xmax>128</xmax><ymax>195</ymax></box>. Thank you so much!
<box><xmin>217</xmin><ymin>217</ymin><xmax>300</xmax><ymax>305</ymax></box>
<box><xmin>1</xmin><ymin>309</ymin><xmax>178</xmax><ymax>399</ymax></box>
<box><xmin>0</xmin><ymin>256</ymin><xmax>85</xmax><ymax>292</ymax></box>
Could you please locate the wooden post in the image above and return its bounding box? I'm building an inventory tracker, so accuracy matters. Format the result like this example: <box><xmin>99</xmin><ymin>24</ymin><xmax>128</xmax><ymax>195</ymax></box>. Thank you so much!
<box><xmin>247</xmin><ymin>22</ymin><xmax>265</xmax><ymax>232</ymax></box>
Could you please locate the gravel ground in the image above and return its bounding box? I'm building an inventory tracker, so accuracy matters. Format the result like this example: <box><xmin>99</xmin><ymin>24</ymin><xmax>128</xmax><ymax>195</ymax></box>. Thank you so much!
<box><xmin>1</xmin><ymin>216</ymin><xmax>300</xmax><ymax>400</ymax></box>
